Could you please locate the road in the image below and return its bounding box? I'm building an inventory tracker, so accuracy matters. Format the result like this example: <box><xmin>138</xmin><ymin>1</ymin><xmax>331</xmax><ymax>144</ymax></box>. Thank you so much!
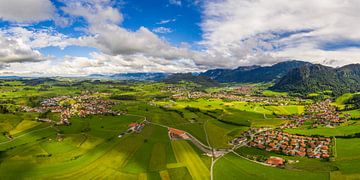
<box><xmin>148</xmin><ymin>118</ymin><xmax>230</xmax><ymax>180</ymax></box>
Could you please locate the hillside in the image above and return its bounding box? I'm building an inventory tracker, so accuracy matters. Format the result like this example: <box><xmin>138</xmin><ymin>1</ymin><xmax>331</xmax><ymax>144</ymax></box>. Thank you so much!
<box><xmin>200</xmin><ymin>60</ymin><xmax>310</xmax><ymax>83</ymax></box>
<box><xmin>110</xmin><ymin>72</ymin><xmax>168</xmax><ymax>81</ymax></box>
<box><xmin>163</xmin><ymin>73</ymin><xmax>219</xmax><ymax>87</ymax></box>
<box><xmin>271</xmin><ymin>64</ymin><xmax>360</xmax><ymax>95</ymax></box>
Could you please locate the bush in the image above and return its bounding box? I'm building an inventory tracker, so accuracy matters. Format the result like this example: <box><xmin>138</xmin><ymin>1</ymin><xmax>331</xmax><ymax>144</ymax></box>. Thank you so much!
<box><xmin>0</xmin><ymin>105</ymin><xmax>10</xmax><ymax>113</ymax></box>
<box><xmin>110</xmin><ymin>95</ymin><xmax>136</xmax><ymax>100</ymax></box>
<box><xmin>185</xmin><ymin>106</ymin><xmax>200</xmax><ymax>112</ymax></box>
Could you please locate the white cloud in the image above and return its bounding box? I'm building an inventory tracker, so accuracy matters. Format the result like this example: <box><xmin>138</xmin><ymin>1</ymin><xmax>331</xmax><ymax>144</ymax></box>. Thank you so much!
<box><xmin>2</xmin><ymin>0</ymin><xmax>360</xmax><ymax>76</ymax></box>
<box><xmin>0</xmin><ymin>32</ymin><xmax>45</xmax><ymax>64</ymax></box>
<box><xmin>0</xmin><ymin>0</ymin><xmax>206</xmax><ymax>75</ymax></box>
<box><xmin>61</xmin><ymin>0</ymin><xmax>123</xmax><ymax>26</ymax></box>
<box><xmin>0</xmin><ymin>0</ymin><xmax>55</xmax><ymax>23</ymax></box>
<box><xmin>2</xmin><ymin>27</ymin><xmax>73</xmax><ymax>49</ymax></box>
<box><xmin>152</xmin><ymin>27</ymin><xmax>173</xmax><ymax>34</ymax></box>
<box><xmin>61</xmin><ymin>0</ymin><xmax>202</xmax><ymax>62</ymax></box>
<box><xmin>201</xmin><ymin>0</ymin><xmax>360</xmax><ymax>66</ymax></box>
<box><xmin>169</xmin><ymin>0</ymin><xmax>182</xmax><ymax>6</ymax></box>
<box><xmin>0</xmin><ymin>52</ymin><xmax>201</xmax><ymax>76</ymax></box>
<box><xmin>156</xmin><ymin>19</ymin><xmax>176</xmax><ymax>25</ymax></box>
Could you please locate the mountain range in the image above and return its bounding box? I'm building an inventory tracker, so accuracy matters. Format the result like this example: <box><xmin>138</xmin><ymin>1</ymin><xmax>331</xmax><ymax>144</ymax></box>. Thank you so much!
<box><xmin>199</xmin><ymin>60</ymin><xmax>310</xmax><ymax>83</ymax></box>
<box><xmin>270</xmin><ymin>63</ymin><xmax>360</xmax><ymax>95</ymax></box>
<box><xmin>3</xmin><ymin>60</ymin><xmax>360</xmax><ymax>96</ymax></box>
<box><xmin>200</xmin><ymin>61</ymin><xmax>360</xmax><ymax>95</ymax></box>
<box><xmin>88</xmin><ymin>73</ymin><xmax>169</xmax><ymax>81</ymax></box>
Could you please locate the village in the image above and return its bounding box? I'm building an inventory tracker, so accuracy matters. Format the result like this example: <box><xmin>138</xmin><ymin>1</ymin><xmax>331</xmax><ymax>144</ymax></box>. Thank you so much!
<box><xmin>172</xmin><ymin>90</ymin><xmax>305</xmax><ymax>106</ymax></box>
<box><xmin>230</xmin><ymin>127</ymin><xmax>332</xmax><ymax>167</ymax></box>
<box><xmin>22</xmin><ymin>94</ymin><xmax>126</xmax><ymax>125</ymax></box>
<box><xmin>280</xmin><ymin>99</ymin><xmax>348</xmax><ymax>129</ymax></box>
<box><xmin>16</xmin><ymin>90</ymin><xmax>347</xmax><ymax>171</ymax></box>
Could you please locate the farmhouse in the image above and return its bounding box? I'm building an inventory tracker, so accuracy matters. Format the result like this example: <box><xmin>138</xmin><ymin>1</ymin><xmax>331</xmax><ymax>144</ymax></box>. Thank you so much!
<box><xmin>168</xmin><ymin>128</ymin><xmax>189</xmax><ymax>140</ymax></box>
<box><xmin>128</xmin><ymin>123</ymin><xmax>145</xmax><ymax>133</ymax></box>
<box><xmin>266</xmin><ymin>156</ymin><xmax>285</xmax><ymax>167</ymax></box>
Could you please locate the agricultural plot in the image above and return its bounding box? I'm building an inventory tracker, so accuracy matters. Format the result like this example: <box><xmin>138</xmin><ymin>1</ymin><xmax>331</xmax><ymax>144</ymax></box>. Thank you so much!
<box><xmin>342</xmin><ymin>109</ymin><xmax>360</xmax><ymax>118</ymax></box>
<box><xmin>262</xmin><ymin>90</ymin><xmax>288</xmax><ymax>97</ymax></box>
<box><xmin>1</xmin><ymin>80</ymin><xmax>360</xmax><ymax>179</ymax></box>
<box><xmin>171</xmin><ymin>140</ymin><xmax>210</xmax><ymax>180</ymax></box>
<box><xmin>214</xmin><ymin>153</ymin><xmax>329</xmax><ymax>180</ymax></box>
<box><xmin>284</xmin><ymin>122</ymin><xmax>360</xmax><ymax>137</ymax></box>
<box><xmin>264</xmin><ymin>105</ymin><xmax>304</xmax><ymax>115</ymax></box>
<box><xmin>334</xmin><ymin>138</ymin><xmax>360</xmax><ymax>173</ymax></box>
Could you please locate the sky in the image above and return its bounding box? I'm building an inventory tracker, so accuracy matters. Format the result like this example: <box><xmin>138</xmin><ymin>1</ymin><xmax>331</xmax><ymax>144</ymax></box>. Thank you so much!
<box><xmin>0</xmin><ymin>0</ymin><xmax>359</xmax><ymax>76</ymax></box>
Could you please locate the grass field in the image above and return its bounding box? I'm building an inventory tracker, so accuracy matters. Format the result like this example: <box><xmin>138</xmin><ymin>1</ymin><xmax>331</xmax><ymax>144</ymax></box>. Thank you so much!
<box><xmin>342</xmin><ymin>109</ymin><xmax>360</xmax><ymax>118</ymax></box>
<box><xmin>1</xmin><ymin>80</ymin><xmax>360</xmax><ymax>179</ymax></box>
<box><xmin>171</xmin><ymin>140</ymin><xmax>210</xmax><ymax>180</ymax></box>
<box><xmin>264</xmin><ymin>105</ymin><xmax>304</xmax><ymax>115</ymax></box>
<box><xmin>214</xmin><ymin>153</ymin><xmax>329</xmax><ymax>180</ymax></box>
<box><xmin>284</xmin><ymin>121</ymin><xmax>360</xmax><ymax>137</ymax></box>
<box><xmin>262</xmin><ymin>90</ymin><xmax>288</xmax><ymax>97</ymax></box>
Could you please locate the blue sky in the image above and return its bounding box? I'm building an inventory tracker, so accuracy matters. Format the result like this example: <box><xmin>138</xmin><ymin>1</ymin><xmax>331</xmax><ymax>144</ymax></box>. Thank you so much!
<box><xmin>31</xmin><ymin>0</ymin><xmax>203</xmax><ymax>59</ymax></box>
<box><xmin>0</xmin><ymin>0</ymin><xmax>359</xmax><ymax>76</ymax></box>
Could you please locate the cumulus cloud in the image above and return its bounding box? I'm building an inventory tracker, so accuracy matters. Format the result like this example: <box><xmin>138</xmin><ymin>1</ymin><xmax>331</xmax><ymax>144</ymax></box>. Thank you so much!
<box><xmin>61</xmin><ymin>0</ymin><xmax>202</xmax><ymax>62</ymax></box>
<box><xmin>0</xmin><ymin>32</ymin><xmax>45</xmax><ymax>64</ymax></box>
<box><xmin>0</xmin><ymin>52</ymin><xmax>201</xmax><ymax>76</ymax></box>
<box><xmin>0</xmin><ymin>0</ymin><xmax>206</xmax><ymax>75</ymax></box>
<box><xmin>61</xmin><ymin>0</ymin><xmax>123</xmax><ymax>26</ymax></box>
<box><xmin>2</xmin><ymin>0</ymin><xmax>360</xmax><ymax>76</ymax></box>
<box><xmin>1</xmin><ymin>27</ymin><xmax>74</xmax><ymax>49</ymax></box>
<box><xmin>0</xmin><ymin>0</ymin><xmax>55</xmax><ymax>23</ymax></box>
<box><xmin>201</xmin><ymin>0</ymin><xmax>360</xmax><ymax>66</ymax></box>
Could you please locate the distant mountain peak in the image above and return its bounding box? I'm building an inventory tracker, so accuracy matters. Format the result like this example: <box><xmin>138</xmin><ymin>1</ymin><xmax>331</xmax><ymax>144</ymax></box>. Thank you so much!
<box><xmin>271</xmin><ymin>63</ymin><xmax>360</xmax><ymax>95</ymax></box>
<box><xmin>200</xmin><ymin>60</ymin><xmax>310</xmax><ymax>83</ymax></box>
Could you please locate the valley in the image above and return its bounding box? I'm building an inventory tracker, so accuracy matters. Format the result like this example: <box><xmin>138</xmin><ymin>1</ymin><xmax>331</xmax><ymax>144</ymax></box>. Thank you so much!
<box><xmin>0</xmin><ymin>78</ymin><xmax>359</xmax><ymax>179</ymax></box>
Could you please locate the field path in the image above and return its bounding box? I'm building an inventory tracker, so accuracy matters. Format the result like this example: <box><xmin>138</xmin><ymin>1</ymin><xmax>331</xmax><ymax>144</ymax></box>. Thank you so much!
<box><xmin>0</xmin><ymin>126</ymin><xmax>52</xmax><ymax>145</ymax></box>
<box><xmin>149</xmin><ymin>121</ymin><xmax>214</xmax><ymax>154</ymax></box>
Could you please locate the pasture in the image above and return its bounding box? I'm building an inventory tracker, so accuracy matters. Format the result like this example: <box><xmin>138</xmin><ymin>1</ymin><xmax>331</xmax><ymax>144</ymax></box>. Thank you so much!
<box><xmin>1</xmin><ymin>80</ymin><xmax>360</xmax><ymax>179</ymax></box>
<box><xmin>284</xmin><ymin>121</ymin><xmax>360</xmax><ymax>137</ymax></box>
<box><xmin>214</xmin><ymin>153</ymin><xmax>329</xmax><ymax>180</ymax></box>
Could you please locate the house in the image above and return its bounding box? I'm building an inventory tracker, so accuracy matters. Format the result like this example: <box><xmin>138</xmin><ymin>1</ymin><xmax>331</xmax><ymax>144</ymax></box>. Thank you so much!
<box><xmin>128</xmin><ymin>123</ymin><xmax>145</xmax><ymax>133</ymax></box>
<box><xmin>168</xmin><ymin>128</ymin><xmax>189</xmax><ymax>140</ymax></box>
<box><xmin>266</xmin><ymin>156</ymin><xmax>285</xmax><ymax>167</ymax></box>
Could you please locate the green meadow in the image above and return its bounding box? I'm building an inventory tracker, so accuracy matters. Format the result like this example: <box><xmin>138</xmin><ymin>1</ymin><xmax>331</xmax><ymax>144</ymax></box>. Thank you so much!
<box><xmin>0</xmin><ymin>79</ymin><xmax>360</xmax><ymax>179</ymax></box>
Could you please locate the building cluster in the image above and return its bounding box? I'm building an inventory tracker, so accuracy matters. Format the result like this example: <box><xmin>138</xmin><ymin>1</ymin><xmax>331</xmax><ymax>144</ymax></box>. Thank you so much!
<box><xmin>162</xmin><ymin>85</ymin><xmax>191</xmax><ymax>94</ymax></box>
<box><xmin>308</xmin><ymin>100</ymin><xmax>347</xmax><ymax>127</ymax></box>
<box><xmin>118</xmin><ymin>122</ymin><xmax>145</xmax><ymax>138</ymax></box>
<box><xmin>280</xmin><ymin>99</ymin><xmax>347</xmax><ymax>128</ymax></box>
<box><xmin>128</xmin><ymin>123</ymin><xmax>145</xmax><ymax>133</ymax></box>
<box><xmin>231</xmin><ymin>128</ymin><xmax>332</xmax><ymax>159</ymax></box>
<box><xmin>172</xmin><ymin>91</ymin><xmax>300</xmax><ymax>106</ymax></box>
<box><xmin>230</xmin><ymin>128</ymin><xmax>270</xmax><ymax>146</ymax></box>
<box><xmin>21</xmin><ymin>106</ymin><xmax>43</xmax><ymax>113</ymax></box>
<box><xmin>244</xmin><ymin>129</ymin><xmax>331</xmax><ymax>159</ymax></box>
<box><xmin>232</xmin><ymin>86</ymin><xmax>254</xmax><ymax>95</ymax></box>
<box><xmin>24</xmin><ymin>94</ymin><xmax>125</xmax><ymax>125</ymax></box>
<box><xmin>280</xmin><ymin>115</ymin><xmax>308</xmax><ymax>129</ymax></box>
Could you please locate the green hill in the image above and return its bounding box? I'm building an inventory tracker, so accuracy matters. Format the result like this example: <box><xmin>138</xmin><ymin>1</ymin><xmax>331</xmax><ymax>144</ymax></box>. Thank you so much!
<box><xmin>271</xmin><ymin>64</ymin><xmax>360</xmax><ymax>96</ymax></box>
